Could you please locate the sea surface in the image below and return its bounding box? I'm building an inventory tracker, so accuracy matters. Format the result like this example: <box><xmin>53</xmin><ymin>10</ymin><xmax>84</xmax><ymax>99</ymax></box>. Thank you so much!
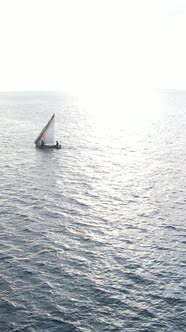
<box><xmin>0</xmin><ymin>90</ymin><xmax>185</xmax><ymax>331</ymax></box>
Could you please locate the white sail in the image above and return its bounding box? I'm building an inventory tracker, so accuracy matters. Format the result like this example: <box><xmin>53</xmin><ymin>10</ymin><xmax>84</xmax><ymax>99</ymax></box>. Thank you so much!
<box><xmin>40</xmin><ymin>115</ymin><xmax>55</xmax><ymax>144</ymax></box>
<box><xmin>35</xmin><ymin>114</ymin><xmax>55</xmax><ymax>146</ymax></box>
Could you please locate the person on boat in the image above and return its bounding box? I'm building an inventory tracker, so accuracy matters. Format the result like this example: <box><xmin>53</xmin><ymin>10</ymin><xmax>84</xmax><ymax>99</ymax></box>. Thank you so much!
<box><xmin>41</xmin><ymin>139</ymin><xmax>45</xmax><ymax>146</ymax></box>
<box><xmin>56</xmin><ymin>141</ymin><xmax>59</xmax><ymax>147</ymax></box>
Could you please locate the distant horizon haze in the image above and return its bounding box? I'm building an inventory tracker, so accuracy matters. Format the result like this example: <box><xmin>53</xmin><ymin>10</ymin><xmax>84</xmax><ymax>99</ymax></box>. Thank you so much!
<box><xmin>0</xmin><ymin>0</ymin><xmax>186</xmax><ymax>107</ymax></box>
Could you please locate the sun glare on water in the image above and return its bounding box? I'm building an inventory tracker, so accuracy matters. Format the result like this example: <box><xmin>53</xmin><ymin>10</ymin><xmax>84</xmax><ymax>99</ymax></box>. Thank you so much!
<box><xmin>81</xmin><ymin>89</ymin><xmax>161</xmax><ymax>131</ymax></box>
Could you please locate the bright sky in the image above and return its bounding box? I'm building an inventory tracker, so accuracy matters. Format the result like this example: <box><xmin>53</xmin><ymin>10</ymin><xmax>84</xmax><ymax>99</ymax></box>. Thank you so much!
<box><xmin>0</xmin><ymin>0</ymin><xmax>185</xmax><ymax>100</ymax></box>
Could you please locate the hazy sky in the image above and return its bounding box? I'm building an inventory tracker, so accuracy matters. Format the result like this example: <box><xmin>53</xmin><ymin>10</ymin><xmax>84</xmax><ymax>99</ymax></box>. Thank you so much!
<box><xmin>0</xmin><ymin>0</ymin><xmax>185</xmax><ymax>99</ymax></box>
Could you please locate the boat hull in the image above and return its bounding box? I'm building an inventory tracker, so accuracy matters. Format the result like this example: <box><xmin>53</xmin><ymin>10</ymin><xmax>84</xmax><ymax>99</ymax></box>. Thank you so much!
<box><xmin>36</xmin><ymin>144</ymin><xmax>61</xmax><ymax>149</ymax></box>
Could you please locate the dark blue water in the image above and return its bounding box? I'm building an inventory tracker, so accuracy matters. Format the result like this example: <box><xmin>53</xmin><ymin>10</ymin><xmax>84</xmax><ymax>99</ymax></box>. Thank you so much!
<box><xmin>0</xmin><ymin>90</ymin><xmax>185</xmax><ymax>331</ymax></box>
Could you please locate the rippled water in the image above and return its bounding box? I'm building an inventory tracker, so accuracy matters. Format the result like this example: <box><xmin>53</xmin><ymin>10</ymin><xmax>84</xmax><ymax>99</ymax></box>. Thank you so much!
<box><xmin>0</xmin><ymin>90</ymin><xmax>185</xmax><ymax>331</ymax></box>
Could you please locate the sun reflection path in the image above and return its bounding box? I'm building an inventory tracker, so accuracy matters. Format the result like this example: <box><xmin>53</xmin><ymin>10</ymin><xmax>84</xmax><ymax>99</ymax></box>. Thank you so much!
<box><xmin>80</xmin><ymin>89</ymin><xmax>163</xmax><ymax>132</ymax></box>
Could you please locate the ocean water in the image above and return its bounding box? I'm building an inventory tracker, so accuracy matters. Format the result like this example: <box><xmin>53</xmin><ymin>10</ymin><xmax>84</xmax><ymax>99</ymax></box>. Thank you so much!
<box><xmin>0</xmin><ymin>90</ymin><xmax>185</xmax><ymax>331</ymax></box>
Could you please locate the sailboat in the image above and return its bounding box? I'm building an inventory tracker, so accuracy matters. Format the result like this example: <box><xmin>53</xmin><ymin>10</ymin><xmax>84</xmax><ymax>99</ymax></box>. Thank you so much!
<box><xmin>34</xmin><ymin>113</ymin><xmax>61</xmax><ymax>149</ymax></box>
